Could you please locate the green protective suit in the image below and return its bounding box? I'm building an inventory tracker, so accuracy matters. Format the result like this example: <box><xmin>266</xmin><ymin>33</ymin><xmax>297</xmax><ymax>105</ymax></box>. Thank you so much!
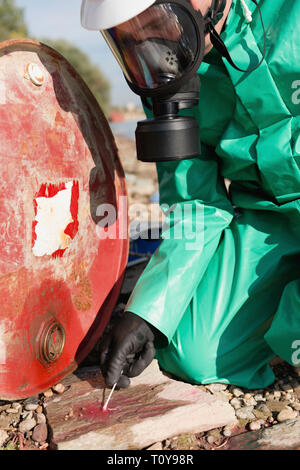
<box><xmin>126</xmin><ymin>0</ymin><xmax>300</xmax><ymax>389</ymax></box>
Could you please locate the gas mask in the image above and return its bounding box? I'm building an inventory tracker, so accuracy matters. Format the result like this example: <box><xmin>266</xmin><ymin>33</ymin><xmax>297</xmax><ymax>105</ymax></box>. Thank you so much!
<box><xmin>82</xmin><ymin>0</ymin><xmax>265</xmax><ymax>162</ymax></box>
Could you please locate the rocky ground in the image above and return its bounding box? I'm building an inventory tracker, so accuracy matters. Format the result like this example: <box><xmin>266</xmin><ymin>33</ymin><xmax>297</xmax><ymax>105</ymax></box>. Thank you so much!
<box><xmin>0</xmin><ymin>297</ymin><xmax>299</xmax><ymax>450</ymax></box>
<box><xmin>0</xmin><ymin>345</ymin><xmax>299</xmax><ymax>450</ymax></box>
<box><xmin>160</xmin><ymin>360</ymin><xmax>300</xmax><ymax>451</ymax></box>
<box><xmin>0</xmin><ymin>385</ymin><xmax>61</xmax><ymax>450</ymax></box>
<box><xmin>114</xmin><ymin>135</ymin><xmax>158</xmax><ymax>203</ymax></box>
<box><xmin>0</xmin><ymin>134</ymin><xmax>298</xmax><ymax>451</ymax></box>
<box><xmin>115</xmin><ymin>135</ymin><xmax>162</xmax><ymax>224</ymax></box>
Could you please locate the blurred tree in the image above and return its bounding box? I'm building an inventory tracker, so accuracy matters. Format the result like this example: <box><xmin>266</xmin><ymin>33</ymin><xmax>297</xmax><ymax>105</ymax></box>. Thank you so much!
<box><xmin>42</xmin><ymin>39</ymin><xmax>111</xmax><ymax>115</ymax></box>
<box><xmin>0</xmin><ymin>0</ymin><xmax>28</xmax><ymax>41</ymax></box>
<box><xmin>0</xmin><ymin>0</ymin><xmax>111</xmax><ymax>114</ymax></box>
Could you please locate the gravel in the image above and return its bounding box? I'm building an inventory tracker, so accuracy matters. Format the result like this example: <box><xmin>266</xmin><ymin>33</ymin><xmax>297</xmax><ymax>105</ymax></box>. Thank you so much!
<box><xmin>232</xmin><ymin>388</ymin><xmax>244</xmax><ymax>398</ymax></box>
<box><xmin>249</xmin><ymin>420</ymin><xmax>262</xmax><ymax>431</ymax></box>
<box><xmin>230</xmin><ymin>398</ymin><xmax>243</xmax><ymax>409</ymax></box>
<box><xmin>235</xmin><ymin>407</ymin><xmax>256</xmax><ymax>420</ymax></box>
<box><xmin>24</xmin><ymin>404</ymin><xmax>39</xmax><ymax>412</ymax></box>
<box><xmin>18</xmin><ymin>417</ymin><xmax>37</xmax><ymax>434</ymax></box>
<box><xmin>161</xmin><ymin>359</ymin><xmax>300</xmax><ymax>450</ymax></box>
<box><xmin>36</xmin><ymin>413</ymin><xmax>47</xmax><ymax>424</ymax></box>
<box><xmin>0</xmin><ymin>430</ymin><xmax>9</xmax><ymax>447</ymax></box>
<box><xmin>205</xmin><ymin>383</ymin><xmax>228</xmax><ymax>394</ymax></box>
<box><xmin>0</xmin><ymin>382</ymin><xmax>66</xmax><ymax>450</ymax></box>
<box><xmin>223</xmin><ymin>427</ymin><xmax>232</xmax><ymax>437</ymax></box>
<box><xmin>52</xmin><ymin>384</ymin><xmax>66</xmax><ymax>394</ymax></box>
<box><xmin>32</xmin><ymin>423</ymin><xmax>48</xmax><ymax>443</ymax></box>
<box><xmin>277</xmin><ymin>406</ymin><xmax>298</xmax><ymax>423</ymax></box>
<box><xmin>0</xmin><ymin>302</ymin><xmax>299</xmax><ymax>452</ymax></box>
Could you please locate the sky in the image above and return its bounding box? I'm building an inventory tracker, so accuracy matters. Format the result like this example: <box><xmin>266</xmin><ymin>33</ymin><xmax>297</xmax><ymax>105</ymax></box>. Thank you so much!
<box><xmin>15</xmin><ymin>0</ymin><xmax>140</xmax><ymax>107</ymax></box>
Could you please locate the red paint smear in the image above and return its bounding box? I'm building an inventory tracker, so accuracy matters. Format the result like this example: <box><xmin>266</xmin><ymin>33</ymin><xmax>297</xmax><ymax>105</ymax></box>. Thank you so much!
<box><xmin>64</xmin><ymin>180</ymin><xmax>79</xmax><ymax>240</ymax></box>
<box><xmin>76</xmin><ymin>403</ymin><xmax>112</xmax><ymax>422</ymax></box>
<box><xmin>51</xmin><ymin>248</ymin><xmax>67</xmax><ymax>259</ymax></box>
<box><xmin>32</xmin><ymin>199</ymin><xmax>38</xmax><ymax>247</ymax></box>
<box><xmin>35</xmin><ymin>182</ymin><xmax>67</xmax><ymax>199</ymax></box>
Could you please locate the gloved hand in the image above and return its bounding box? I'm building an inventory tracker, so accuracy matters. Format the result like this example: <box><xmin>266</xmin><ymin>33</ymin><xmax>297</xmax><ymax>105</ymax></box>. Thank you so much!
<box><xmin>99</xmin><ymin>311</ymin><xmax>156</xmax><ymax>388</ymax></box>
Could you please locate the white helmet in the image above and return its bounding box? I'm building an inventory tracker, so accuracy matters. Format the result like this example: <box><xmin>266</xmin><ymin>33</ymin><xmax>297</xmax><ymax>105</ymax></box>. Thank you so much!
<box><xmin>81</xmin><ymin>0</ymin><xmax>156</xmax><ymax>31</ymax></box>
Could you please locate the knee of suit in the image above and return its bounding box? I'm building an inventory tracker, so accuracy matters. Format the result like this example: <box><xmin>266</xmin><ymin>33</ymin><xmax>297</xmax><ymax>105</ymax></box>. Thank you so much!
<box><xmin>156</xmin><ymin>339</ymin><xmax>220</xmax><ymax>385</ymax></box>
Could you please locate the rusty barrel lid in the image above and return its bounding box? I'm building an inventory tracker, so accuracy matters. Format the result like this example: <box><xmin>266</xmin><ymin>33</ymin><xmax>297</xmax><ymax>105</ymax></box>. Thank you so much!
<box><xmin>0</xmin><ymin>39</ymin><xmax>129</xmax><ymax>399</ymax></box>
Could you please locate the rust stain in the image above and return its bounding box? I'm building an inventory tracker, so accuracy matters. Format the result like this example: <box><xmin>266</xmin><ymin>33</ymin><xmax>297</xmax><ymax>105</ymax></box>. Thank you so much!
<box><xmin>59</xmin><ymin>230</ymin><xmax>72</xmax><ymax>250</ymax></box>
<box><xmin>0</xmin><ymin>267</ymin><xmax>28</xmax><ymax>317</ymax></box>
<box><xmin>18</xmin><ymin>381</ymin><xmax>30</xmax><ymax>391</ymax></box>
<box><xmin>70</xmin><ymin>262</ymin><xmax>93</xmax><ymax>311</ymax></box>
<box><xmin>55</xmin><ymin>111</ymin><xmax>65</xmax><ymax>126</ymax></box>
<box><xmin>19</xmin><ymin>139</ymin><xmax>30</xmax><ymax>155</ymax></box>
<box><xmin>72</xmin><ymin>283</ymin><xmax>92</xmax><ymax>311</ymax></box>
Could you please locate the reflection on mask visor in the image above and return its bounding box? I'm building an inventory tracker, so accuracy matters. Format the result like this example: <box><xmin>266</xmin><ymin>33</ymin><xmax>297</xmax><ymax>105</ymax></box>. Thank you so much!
<box><xmin>101</xmin><ymin>4</ymin><xmax>199</xmax><ymax>89</ymax></box>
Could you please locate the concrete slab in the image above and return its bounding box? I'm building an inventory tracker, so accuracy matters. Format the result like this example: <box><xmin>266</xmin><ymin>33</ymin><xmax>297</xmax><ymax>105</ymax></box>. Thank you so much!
<box><xmin>45</xmin><ymin>360</ymin><xmax>236</xmax><ymax>450</ymax></box>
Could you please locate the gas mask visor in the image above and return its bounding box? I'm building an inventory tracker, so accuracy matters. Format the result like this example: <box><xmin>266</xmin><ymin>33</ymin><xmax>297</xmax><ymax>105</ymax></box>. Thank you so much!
<box><xmin>101</xmin><ymin>0</ymin><xmax>207</xmax><ymax>163</ymax></box>
<box><xmin>101</xmin><ymin>0</ymin><xmax>205</xmax><ymax>97</ymax></box>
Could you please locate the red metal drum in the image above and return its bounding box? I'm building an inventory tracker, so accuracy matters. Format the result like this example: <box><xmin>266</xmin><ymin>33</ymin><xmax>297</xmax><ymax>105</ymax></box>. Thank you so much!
<box><xmin>0</xmin><ymin>39</ymin><xmax>129</xmax><ymax>399</ymax></box>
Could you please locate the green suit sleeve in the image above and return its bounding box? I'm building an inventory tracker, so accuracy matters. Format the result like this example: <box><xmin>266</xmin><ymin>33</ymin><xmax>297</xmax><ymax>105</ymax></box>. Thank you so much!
<box><xmin>126</xmin><ymin>145</ymin><xmax>234</xmax><ymax>343</ymax></box>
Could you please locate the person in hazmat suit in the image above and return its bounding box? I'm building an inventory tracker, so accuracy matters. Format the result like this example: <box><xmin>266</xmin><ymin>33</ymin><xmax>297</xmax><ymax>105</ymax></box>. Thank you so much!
<box><xmin>81</xmin><ymin>0</ymin><xmax>300</xmax><ymax>390</ymax></box>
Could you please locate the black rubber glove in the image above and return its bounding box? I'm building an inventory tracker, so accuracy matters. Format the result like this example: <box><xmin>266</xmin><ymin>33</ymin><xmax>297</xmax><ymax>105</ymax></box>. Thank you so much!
<box><xmin>99</xmin><ymin>311</ymin><xmax>156</xmax><ymax>389</ymax></box>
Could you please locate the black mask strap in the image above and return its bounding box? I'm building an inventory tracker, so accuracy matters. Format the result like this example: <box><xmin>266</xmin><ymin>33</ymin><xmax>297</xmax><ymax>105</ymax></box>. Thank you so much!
<box><xmin>204</xmin><ymin>0</ymin><xmax>227</xmax><ymax>28</ymax></box>
<box><xmin>206</xmin><ymin>0</ymin><xmax>266</xmax><ymax>73</ymax></box>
